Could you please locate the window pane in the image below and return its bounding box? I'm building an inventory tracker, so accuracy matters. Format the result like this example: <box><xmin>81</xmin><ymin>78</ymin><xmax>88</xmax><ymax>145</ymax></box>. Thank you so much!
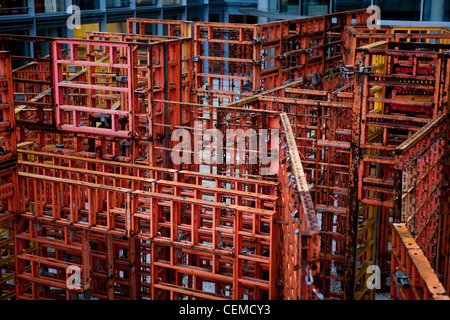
<box><xmin>0</xmin><ymin>0</ymin><xmax>27</xmax><ymax>15</ymax></box>
<box><xmin>302</xmin><ymin>0</ymin><xmax>329</xmax><ymax>16</ymax></box>
<box><xmin>72</xmin><ymin>0</ymin><xmax>100</xmax><ymax>10</ymax></box>
<box><xmin>334</xmin><ymin>0</ymin><xmax>371</xmax><ymax>12</ymax></box>
<box><xmin>106</xmin><ymin>0</ymin><xmax>130</xmax><ymax>8</ymax></box>
<box><xmin>280</xmin><ymin>0</ymin><xmax>299</xmax><ymax>15</ymax></box>
<box><xmin>35</xmin><ymin>0</ymin><xmax>66</xmax><ymax>13</ymax></box>
<box><xmin>136</xmin><ymin>0</ymin><xmax>158</xmax><ymax>6</ymax></box>
<box><xmin>375</xmin><ymin>0</ymin><xmax>421</xmax><ymax>20</ymax></box>
<box><xmin>423</xmin><ymin>0</ymin><xmax>450</xmax><ymax>21</ymax></box>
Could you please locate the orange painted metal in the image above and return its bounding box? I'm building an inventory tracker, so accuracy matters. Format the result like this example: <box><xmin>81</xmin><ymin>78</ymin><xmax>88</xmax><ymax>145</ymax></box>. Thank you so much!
<box><xmin>0</xmin><ymin>12</ymin><xmax>450</xmax><ymax>301</ymax></box>
<box><xmin>391</xmin><ymin>223</ymin><xmax>449</xmax><ymax>300</ymax></box>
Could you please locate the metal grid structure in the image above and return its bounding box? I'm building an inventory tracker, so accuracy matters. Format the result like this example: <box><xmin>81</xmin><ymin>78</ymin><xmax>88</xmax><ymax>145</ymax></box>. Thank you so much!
<box><xmin>0</xmin><ymin>10</ymin><xmax>449</xmax><ymax>301</ymax></box>
<box><xmin>0</xmin><ymin>50</ymin><xmax>19</xmax><ymax>300</ymax></box>
<box><xmin>391</xmin><ymin>223</ymin><xmax>449</xmax><ymax>300</ymax></box>
<box><xmin>129</xmin><ymin>11</ymin><xmax>369</xmax><ymax>106</ymax></box>
<box><xmin>353</xmin><ymin>40</ymin><xmax>450</xmax><ymax>294</ymax></box>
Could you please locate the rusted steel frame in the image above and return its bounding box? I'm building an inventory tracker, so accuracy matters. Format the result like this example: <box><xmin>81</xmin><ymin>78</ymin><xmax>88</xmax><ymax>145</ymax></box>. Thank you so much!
<box><xmin>18</xmin><ymin>160</ymin><xmax>278</xmax><ymax>215</ymax></box>
<box><xmin>147</xmin><ymin>174</ymin><xmax>278</xmax><ymax>299</ymax></box>
<box><xmin>259</xmin><ymin>88</ymin><xmax>353</xmax><ymax>299</ymax></box>
<box><xmin>126</xmin><ymin>18</ymin><xmax>192</xmax><ymax>38</ymax></box>
<box><xmin>13</xmin><ymin>218</ymin><xmax>91</xmax><ymax>300</ymax></box>
<box><xmin>343</xmin><ymin>25</ymin><xmax>450</xmax><ymax>65</ymax></box>
<box><xmin>18</xmin><ymin>170</ymin><xmax>277</xmax><ymax>238</ymax></box>
<box><xmin>18</xmin><ymin>149</ymin><xmax>174</xmax><ymax>181</ymax></box>
<box><xmin>355</xmin><ymin>40</ymin><xmax>449</xmax><ymax>296</ymax></box>
<box><xmin>52</xmin><ymin>38</ymin><xmax>146</xmax><ymax>138</ymax></box>
<box><xmin>19</xmin><ymin>131</ymin><xmax>153</xmax><ymax>164</ymax></box>
<box><xmin>0</xmin><ymin>35</ymin><xmax>56</xmax><ymax>129</ymax></box>
<box><xmin>386</xmin><ymin>41</ymin><xmax>450</xmax><ymax>53</ymax></box>
<box><xmin>193</xmin><ymin>22</ymin><xmax>259</xmax><ymax>104</ymax></box>
<box><xmin>90</xmin><ymin>232</ymin><xmax>136</xmax><ymax>300</ymax></box>
<box><xmin>391</xmin><ymin>223</ymin><xmax>449</xmax><ymax>300</ymax></box>
<box><xmin>18</xmin><ymin>172</ymin><xmax>134</xmax><ymax>237</ymax></box>
<box><xmin>278</xmin><ymin>112</ymin><xmax>320</xmax><ymax>300</ymax></box>
<box><xmin>108</xmin><ymin>40</ymin><xmax>179</xmax><ymax>167</ymax></box>
<box><xmin>191</xmin><ymin>10</ymin><xmax>367</xmax><ymax>101</ymax></box>
<box><xmin>393</xmin><ymin>114</ymin><xmax>447</xmax><ymax>268</ymax></box>
<box><xmin>17</xmin><ymin>148</ymin><xmax>275</xmax><ymax>191</ymax></box>
<box><xmin>0</xmin><ymin>51</ymin><xmax>16</xmax><ymax>160</ymax></box>
<box><xmin>149</xmin><ymin>200</ymin><xmax>278</xmax><ymax>299</ymax></box>
<box><xmin>394</xmin><ymin>114</ymin><xmax>447</xmax><ymax>165</ymax></box>
<box><xmin>124</xmin><ymin>21</ymin><xmax>193</xmax><ymax>104</ymax></box>
<box><xmin>153</xmin><ymin>97</ymin><xmax>281</xmax><ymax>176</ymax></box>
<box><xmin>0</xmin><ymin>51</ymin><xmax>18</xmax><ymax>227</ymax></box>
<box><xmin>0</xmin><ymin>220</ymin><xmax>15</xmax><ymax>299</ymax></box>
<box><xmin>244</xmin><ymin>88</ymin><xmax>352</xmax><ymax>299</ymax></box>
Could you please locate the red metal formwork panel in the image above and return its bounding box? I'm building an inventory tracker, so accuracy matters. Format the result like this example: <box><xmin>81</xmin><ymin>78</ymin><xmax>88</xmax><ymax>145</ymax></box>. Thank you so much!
<box><xmin>0</xmin><ymin>35</ymin><xmax>56</xmax><ymax>130</ymax></box>
<box><xmin>278</xmin><ymin>113</ymin><xmax>321</xmax><ymax>300</ymax></box>
<box><xmin>0</xmin><ymin>51</ymin><xmax>18</xmax><ymax>225</ymax></box>
<box><xmin>342</xmin><ymin>26</ymin><xmax>450</xmax><ymax>67</ymax></box>
<box><xmin>85</xmin><ymin>31</ymin><xmax>188</xmax><ymax>168</ymax></box>
<box><xmin>191</xmin><ymin>10</ymin><xmax>369</xmax><ymax>105</ymax></box>
<box><xmin>258</xmin><ymin>85</ymin><xmax>356</xmax><ymax>299</ymax></box>
<box><xmin>279</xmin><ymin>16</ymin><xmax>326</xmax><ymax>88</ymax></box>
<box><xmin>0</xmin><ymin>51</ymin><xmax>16</xmax><ymax>162</ymax></box>
<box><xmin>125</xmin><ymin>19</ymin><xmax>194</xmax><ymax>103</ymax></box>
<box><xmin>13</xmin><ymin>219</ymin><xmax>91</xmax><ymax>300</ymax></box>
<box><xmin>127</xmin><ymin>18</ymin><xmax>192</xmax><ymax>38</ymax></box>
<box><xmin>15</xmin><ymin>147</ymin><xmax>287</xmax><ymax>300</ymax></box>
<box><xmin>394</xmin><ymin>114</ymin><xmax>447</xmax><ymax>269</ymax></box>
<box><xmin>0</xmin><ymin>52</ymin><xmax>17</xmax><ymax>297</ymax></box>
<box><xmin>0</xmin><ymin>220</ymin><xmax>15</xmax><ymax>300</ymax></box>
<box><xmin>354</xmin><ymin>41</ymin><xmax>450</xmax><ymax>292</ymax></box>
<box><xmin>52</xmin><ymin>38</ymin><xmax>140</xmax><ymax>138</ymax></box>
<box><xmin>391</xmin><ymin>223</ymin><xmax>449</xmax><ymax>300</ymax></box>
<box><xmin>193</xmin><ymin>21</ymin><xmax>259</xmax><ymax>105</ymax></box>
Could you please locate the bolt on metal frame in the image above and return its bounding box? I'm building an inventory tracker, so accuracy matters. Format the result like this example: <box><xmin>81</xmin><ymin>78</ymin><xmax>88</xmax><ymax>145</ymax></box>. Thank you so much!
<box><xmin>391</xmin><ymin>223</ymin><xmax>449</xmax><ymax>300</ymax></box>
<box><xmin>0</xmin><ymin>15</ymin><xmax>449</xmax><ymax>301</ymax></box>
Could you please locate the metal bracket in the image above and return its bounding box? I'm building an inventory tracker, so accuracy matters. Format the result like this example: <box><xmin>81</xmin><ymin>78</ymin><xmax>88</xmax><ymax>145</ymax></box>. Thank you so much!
<box><xmin>253</xmin><ymin>59</ymin><xmax>264</xmax><ymax>66</ymax></box>
<box><xmin>252</xmin><ymin>36</ymin><xmax>265</xmax><ymax>43</ymax></box>
<box><xmin>395</xmin><ymin>270</ymin><xmax>412</xmax><ymax>297</ymax></box>
<box><xmin>115</xmin><ymin>76</ymin><xmax>128</xmax><ymax>83</ymax></box>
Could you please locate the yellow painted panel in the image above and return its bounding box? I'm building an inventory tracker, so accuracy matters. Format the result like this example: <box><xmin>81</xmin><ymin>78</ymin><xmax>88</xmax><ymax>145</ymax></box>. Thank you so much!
<box><xmin>74</xmin><ymin>23</ymin><xmax>100</xmax><ymax>39</ymax></box>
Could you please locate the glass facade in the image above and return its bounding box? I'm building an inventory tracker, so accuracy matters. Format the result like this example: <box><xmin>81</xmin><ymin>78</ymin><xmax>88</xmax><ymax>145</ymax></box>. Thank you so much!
<box><xmin>0</xmin><ymin>0</ymin><xmax>28</xmax><ymax>15</ymax></box>
<box><xmin>136</xmin><ymin>0</ymin><xmax>158</xmax><ymax>6</ymax></box>
<box><xmin>280</xmin><ymin>0</ymin><xmax>299</xmax><ymax>14</ymax></box>
<box><xmin>105</xmin><ymin>0</ymin><xmax>130</xmax><ymax>8</ymax></box>
<box><xmin>334</xmin><ymin>0</ymin><xmax>371</xmax><ymax>12</ymax></box>
<box><xmin>271</xmin><ymin>0</ymin><xmax>450</xmax><ymax>22</ymax></box>
<box><xmin>302</xmin><ymin>0</ymin><xmax>329</xmax><ymax>16</ymax></box>
<box><xmin>72</xmin><ymin>0</ymin><xmax>101</xmax><ymax>10</ymax></box>
<box><xmin>34</xmin><ymin>0</ymin><xmax>66</xmax><ymax>13</ymax></box>
<box><xmin>375</xmin><ymin>0</ymin><xmax>421</xmax><ymax>20</ymax></box>
<box><xmin>423</xmin><ymin>0</ymin><xmax>450</xmax><ymax>21</ymax></box>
